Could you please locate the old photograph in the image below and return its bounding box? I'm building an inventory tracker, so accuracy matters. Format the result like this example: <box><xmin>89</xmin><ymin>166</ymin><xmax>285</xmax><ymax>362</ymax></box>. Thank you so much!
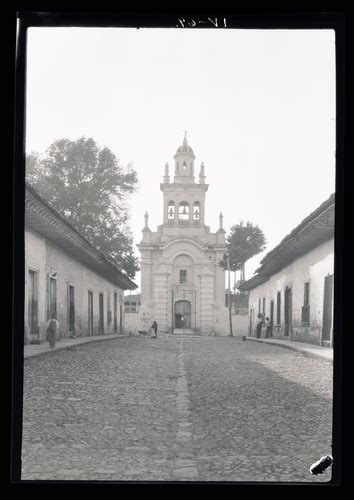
<box><xmin>18</xmin><ymin>18</ymin><xmax>338</xmax><ymax>483</ymax></box>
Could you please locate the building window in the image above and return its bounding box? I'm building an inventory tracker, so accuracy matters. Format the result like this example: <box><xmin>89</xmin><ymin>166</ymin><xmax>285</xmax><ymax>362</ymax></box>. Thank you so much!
<box><xmin>301</xmin><ymin>282</ymin><xmax>310</xmax><ymax>324</ymax></box>
<box><xmin>262</xmin><ymin>298</ymin><xmax>266</xmax><ymax>315</ymax></box>
<box><xmin>276</xmin><ymin>292</ymin><xmax>281</xmax><ymax>325</ymax></box>
<box><xmin>258</xmin><ymin>299</ymin><xmax>261</xmax><ymax>315</ymax></box>
<box><xmin>180</xmin><ymin>269</ymin><xmax>187</xmax><ymax>284</ymax></box>
<box><xmin>124</xmin><ymin>301</ymin><xmax>138</xmax><ymax>313</ymax></box>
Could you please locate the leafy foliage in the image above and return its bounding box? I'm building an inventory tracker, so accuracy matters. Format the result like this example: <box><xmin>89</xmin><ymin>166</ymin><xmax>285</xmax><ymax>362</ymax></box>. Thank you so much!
<box><xmin>220</xmin><ymin>221</ymin><xmax>266</xmax><ymax>279</ymax></box>
<box><xmin>26</xmin><ymin>137</ymin><xmax>139</xmax><ymax>278</ymax></box>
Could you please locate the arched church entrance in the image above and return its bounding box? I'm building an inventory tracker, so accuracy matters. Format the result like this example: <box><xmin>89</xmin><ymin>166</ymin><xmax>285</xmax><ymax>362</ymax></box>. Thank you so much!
<box><xmin>175</xmin><ymin>300</ymin><xmax>191</xmax><ymax>329</ymax></box>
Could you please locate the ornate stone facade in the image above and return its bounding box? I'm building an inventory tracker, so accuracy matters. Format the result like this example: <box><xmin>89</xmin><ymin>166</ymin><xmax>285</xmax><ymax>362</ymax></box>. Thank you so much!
<box><xmin>137</xmin><ymin>134</ymin><xmax>229</xmax><ymax>334</ymax></box>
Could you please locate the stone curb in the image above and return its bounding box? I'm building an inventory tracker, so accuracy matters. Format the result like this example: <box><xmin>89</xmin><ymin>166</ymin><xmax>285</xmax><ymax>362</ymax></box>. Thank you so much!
<box><xmin>246</xmin><ymin>337</ymin><xmax>333</xmax><ymax>363</ymax></box>
<box><xmin>24</xmin><ymin>334</ymin><xmax>130</xmax><ymax>359</ymax></box>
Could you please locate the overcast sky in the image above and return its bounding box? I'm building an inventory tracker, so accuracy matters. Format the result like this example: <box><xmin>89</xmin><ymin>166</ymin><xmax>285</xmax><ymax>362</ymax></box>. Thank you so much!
<box><xmin>25</xmin><ymin>27</ymin><xmax>336</xmax><ymax>290</ymax></box>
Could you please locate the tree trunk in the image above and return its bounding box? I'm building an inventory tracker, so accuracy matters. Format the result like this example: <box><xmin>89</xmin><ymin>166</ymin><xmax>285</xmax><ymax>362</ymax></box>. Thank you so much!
<box><xmin>227</xmin><ymin>256</ymin><xmax>233</xmax><ymax>337</ymax></box>
<box><xmin>241</xmin><ymin>262</ymin><xmax>245</xmax><ymax>282</ymax></box>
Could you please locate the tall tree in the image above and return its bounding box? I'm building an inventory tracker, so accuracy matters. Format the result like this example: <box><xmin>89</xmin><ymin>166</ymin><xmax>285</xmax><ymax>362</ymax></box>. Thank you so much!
<box><xmin>26</xmin><ymin>137</ymin><xmax>139</xmax><ymax>278</ymax></box>
<box><xmin>220</xmin><ymin>220</ymin><xmax>266</xmax><ymax>283</ymax></box>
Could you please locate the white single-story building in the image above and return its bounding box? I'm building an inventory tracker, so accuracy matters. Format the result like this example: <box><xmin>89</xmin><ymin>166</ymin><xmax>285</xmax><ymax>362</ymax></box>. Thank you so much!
<box><xmin>25</xmin><ymin>183</ymin><xmax>137</xmax><ymax>345</ymax></box>
<box><xmin>239</xmin><ymin>194</ymin><xmax>335</xmax><ymax>347</ymax></box>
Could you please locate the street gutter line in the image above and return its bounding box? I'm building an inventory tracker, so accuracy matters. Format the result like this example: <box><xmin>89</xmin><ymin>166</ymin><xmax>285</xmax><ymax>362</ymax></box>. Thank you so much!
<box><xmin>247</xmin><ymin>337</ymin><xmax>333</xmax><ymax>363</ymax></box>
<box><xmin>172</xmin><ymin>341</ymin><xmax>200</xmax><ymax>481</ymax></box>
<box><xmin>24</xmin><ymin>334</ymin><xmax>130</xmax><ymax>359</ymax></box>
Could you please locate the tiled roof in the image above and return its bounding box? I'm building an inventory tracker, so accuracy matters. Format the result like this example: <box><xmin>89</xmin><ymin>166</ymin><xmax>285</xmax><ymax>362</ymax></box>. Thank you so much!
<box><xmin>239</xmin><ymin>193</ymin><xmax>335</xmax><ymax>290</ymax></box>
<box><xmin>238</xmin><ymin>275</ymin><xmax>269</xmax><ymax>291</ymax></box>
<box><xmin>124</xmin><ymin>294</ymin><xmax>141</xmax><ymax>302</ymax></box>
<box><xmin>25</xmin><ymin>182</ymin><xmax>137</xmax><ymax>291</ymax></box>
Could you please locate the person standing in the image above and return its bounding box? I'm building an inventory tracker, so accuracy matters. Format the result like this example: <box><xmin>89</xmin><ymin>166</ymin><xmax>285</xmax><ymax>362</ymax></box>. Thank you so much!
<box><xmin>264</xmin><ymin>316</ymin><xmax>271</xmax><ymax>338</ymax></box>
<box><xmin>46</xmin><ymin>314</ymin><xmax>59</xmax><ymax>348</ymax></box>
<box><xmin>256</xmin><ymin>314</ymin><xmax>263</xmax><ymax>339</ymax></box>
<box><xmin>151</xmin><ymin>320</ymin><xmax>158</xmax><ymax>339</ymax></box>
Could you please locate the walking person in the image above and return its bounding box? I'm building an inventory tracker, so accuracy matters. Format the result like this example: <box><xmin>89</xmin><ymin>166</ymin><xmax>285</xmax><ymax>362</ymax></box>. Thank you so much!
<box><xmin>264</xmin><ymin>316</ymin><xmax>271</xmax><ymax>338</ymax></box>
<box><xmin>256</xmin><ymin>314</ymin><xmax>263</xmax><ymax>339</ymax></box>
<box><xmin>46</xmin><ymin>314</ymin><xmax>59</xmax><ymax>349</ymax></box>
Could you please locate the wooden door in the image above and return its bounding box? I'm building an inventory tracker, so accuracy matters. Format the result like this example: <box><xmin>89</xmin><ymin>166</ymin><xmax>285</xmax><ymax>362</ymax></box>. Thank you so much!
<box><xmin>49</xmin><ymin>278</ymin><xmax>57</xmax><ymax>319</ymax></box>
<box><xmin>119</xmin><ymin>304</ymin><xmax>123</xmax><ymax>334</ymax></box>
<box><xmin>68</xmin><ymin>285</ymin><xmax>75</xmax><ymax>332</ymax></box>
<box><xmin>28</xmin><ymin>270</ymin><xmax>38</xmax><ymax>335</ymax></box>
<box><xmin>99</xmin><ymin>293</ymin><xmax>104</xmax><ymax>334</ymax></box>
<box><xmin>88</xmin><ymin>291</ymin><xmax>93</xmax><ymax>335</ymax></box>
<box><xmin>175</xmin><ymin>301</ymin><xmax>191</xmax><ymax>329</ymax></box>
<box><xmin>270</xmin><ymin>300</ymin><xmax>274</xmax><ymax>337</ymax></box>
<box><xmin>322</xmin><ymin>274</ymin><xmax>333</xmax><ymax>344</ymax></box>
<box><xmin>114</xmin><ymin>292</ymin><xmax>118</xmax><ymax>333</ymax></box>
<box><xmin>249</xmin><ymin>308</ymin><xmax>253</xmax><ymax>335</ymax></box>
<box><xmin>284</xmin><ymin>287</ymin><xmax>292</xmax><ymax>337</ymax></box>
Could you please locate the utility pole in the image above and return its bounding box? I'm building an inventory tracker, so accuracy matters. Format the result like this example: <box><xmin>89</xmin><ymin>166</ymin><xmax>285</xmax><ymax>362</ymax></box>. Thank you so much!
<box><xmin>227</xmin><ymin>255</ymin><xmax>233</xmax><ymax>337</ymax></box>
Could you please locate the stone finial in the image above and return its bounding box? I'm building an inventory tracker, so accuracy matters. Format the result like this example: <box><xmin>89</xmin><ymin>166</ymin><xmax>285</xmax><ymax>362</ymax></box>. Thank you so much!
<box><xmin>144</xmin><ymin>211</ymin><xmax>149</xmax><ymax>229</ymax></box>
<box><xmin>199</xmin><ymin>162</ymin><xmax>205</xmax><ymax>184</ymax></box>
<box><xmin>219</xmin><ymin>212</ymin><xmax>224</xmax><ymax>230</ymax></box>
<box><xmin>163</xmin><ymin>162</ymin><xmax>170</xmax><ymax>183</ymax></box>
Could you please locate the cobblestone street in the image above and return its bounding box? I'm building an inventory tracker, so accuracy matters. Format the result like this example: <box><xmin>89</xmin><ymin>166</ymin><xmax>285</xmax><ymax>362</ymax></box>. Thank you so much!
<box><xmin>21</xmin><ymin>337</ymin><xmax>333</xmax><ymax>482</ymax></box>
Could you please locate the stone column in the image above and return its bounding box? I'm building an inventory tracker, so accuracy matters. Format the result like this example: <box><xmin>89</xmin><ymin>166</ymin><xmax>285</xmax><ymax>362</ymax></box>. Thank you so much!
<box><xmin>153</xmin><ymin>265</ymin><xmax>170</xmax><ymax>332</ymax></box>
<box><xmin>215</xmin><ymin>251</ymin><xmax>226</xmax><ymax>307</ymax></box>
<box><xmin>198</xmin><ymin>267</ymin><xmax>215</xmax><ymax>334</ymax></box>
<box><xmin>163</xmin><ymin>196</ymin><xmax>169</xmax><ymax>225</ymax></box>
<box><xmin>189</xmin><ymin>203</ymin><xmax>193</xmax><ymax>224</ymax></box>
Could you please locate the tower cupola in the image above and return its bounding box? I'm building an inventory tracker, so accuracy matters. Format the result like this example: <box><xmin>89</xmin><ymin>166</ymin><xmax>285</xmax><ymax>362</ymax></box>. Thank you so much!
<box><xmin>174</xmin><ymin>131</ymin><xmax>195</xmax><ymax>183</ymax></box>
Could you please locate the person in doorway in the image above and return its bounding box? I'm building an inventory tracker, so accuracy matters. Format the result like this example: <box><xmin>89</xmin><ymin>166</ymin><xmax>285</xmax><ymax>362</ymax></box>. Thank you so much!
<box><xmin>46</xmin><ymin>314</ymin><xmax>59</xmax><ymax>348</ymax></box>
<box><xmin>256</xmin><ymin>314</ymin><xmax>263</xmax><ymax>339</ymax></box>
<box><xmin>151</xmin><ymin>320</ymin><xmax>158</xmax><ymax>339</ymax></box>
<box><xmin>264</xmin><ymin>316</ymin><xmax>271</xmax><ymax>338</ymax></box>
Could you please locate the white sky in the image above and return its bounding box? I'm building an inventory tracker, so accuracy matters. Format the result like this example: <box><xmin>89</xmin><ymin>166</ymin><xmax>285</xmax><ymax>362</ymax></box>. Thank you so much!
<box><xmin>25</xmin><ymin>27</ymin><xmax>336</xmax><ymax>291</ymax></box>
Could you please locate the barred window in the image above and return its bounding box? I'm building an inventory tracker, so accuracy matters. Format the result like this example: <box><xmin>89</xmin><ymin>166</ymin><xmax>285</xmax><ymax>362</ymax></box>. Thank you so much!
<box><xmin>302</xmin><ymin>282</ymin><xmax>310</xmax><ymax>324</ymax></box>
<box><xmin>180</xmin><ymin>269</ymin><xmax>187</xmax><ymax>284</ymax></box>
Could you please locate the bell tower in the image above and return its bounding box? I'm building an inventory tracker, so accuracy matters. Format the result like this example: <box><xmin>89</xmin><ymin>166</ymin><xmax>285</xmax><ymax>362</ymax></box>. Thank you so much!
<box><xmin>138</xmin><ymin>132</ymin><xmax>228</xmax><ymax>335</ymax></box>
<box><xmin>161</xmin><ymin>133</ymin><xmax>208</xmax><ymax>226</ymax></box>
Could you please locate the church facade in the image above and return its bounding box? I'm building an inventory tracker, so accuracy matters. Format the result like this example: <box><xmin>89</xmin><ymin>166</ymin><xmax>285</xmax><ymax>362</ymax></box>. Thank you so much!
<box><xmin>137</xmin><ymin>134</ymin><xmax>229</xmax><ymax>335</ymax></box>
